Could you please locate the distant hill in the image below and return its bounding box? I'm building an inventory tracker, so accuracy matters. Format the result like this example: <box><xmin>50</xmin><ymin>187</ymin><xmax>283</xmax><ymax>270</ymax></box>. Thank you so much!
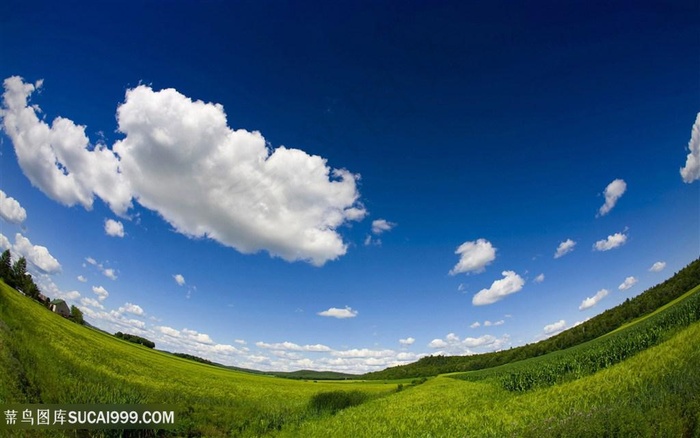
<box><xmin>265</xmin><ymin>370</ymin><xmax>359</xmax><ymax>380</ymax></box>
<box><xmin>363</xmin><ymin>258</ymin><xmax>700</xmax><ymax>380</ymax></box>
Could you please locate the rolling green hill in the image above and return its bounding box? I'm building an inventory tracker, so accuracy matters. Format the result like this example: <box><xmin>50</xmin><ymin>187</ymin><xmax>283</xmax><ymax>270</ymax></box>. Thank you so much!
<box><xmin>1</xmin><ymin>258</ymin><xmax>699</xmax><ymax>436</ymax></box>
<box><xmin>363</xmin><ymin>258</ymin><xmax>700</xmax><ymax>380</ymax></box>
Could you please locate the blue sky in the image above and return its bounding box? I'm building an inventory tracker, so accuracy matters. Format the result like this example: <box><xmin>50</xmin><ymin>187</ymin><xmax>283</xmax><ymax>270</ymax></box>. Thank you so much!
<box><xmin>0</xmin><ymin>0</ymin><xmax>698</xmax><ymax>373</ymax></box>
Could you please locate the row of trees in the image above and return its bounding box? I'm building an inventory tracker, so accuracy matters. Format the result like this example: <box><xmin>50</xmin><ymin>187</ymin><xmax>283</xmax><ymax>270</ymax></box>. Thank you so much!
<box><xmin>1</xmin><ymin>249</ymin><xmax>84</xmax><ymax>325</ymax></box>
<box><xmin>0</xmin><ymin>249</ymin><xmax>41</xmax><ymax>299</ymax></box>
<box><xmin>114</xmin><ymin>332</ymin><xmax>155</xmax><ymax>348</ymax></box>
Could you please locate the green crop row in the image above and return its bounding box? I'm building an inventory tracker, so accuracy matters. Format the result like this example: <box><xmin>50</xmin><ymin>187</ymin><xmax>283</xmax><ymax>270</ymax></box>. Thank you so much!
<box><xmin>454</xmin><ymin>285</ymin><xmax>700</xmax><ymax>392</ymax></box>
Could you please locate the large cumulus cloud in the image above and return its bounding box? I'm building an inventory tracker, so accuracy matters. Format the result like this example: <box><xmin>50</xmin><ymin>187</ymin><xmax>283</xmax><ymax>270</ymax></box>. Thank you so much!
<box><xmin>1</xmin><ymin>77</ymin><xmax>366</xmax><ymax>266</ymax></box>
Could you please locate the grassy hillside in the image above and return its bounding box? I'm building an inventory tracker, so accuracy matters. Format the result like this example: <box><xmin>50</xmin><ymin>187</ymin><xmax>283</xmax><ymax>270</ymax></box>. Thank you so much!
<box><xmin>0</xmin><ymin>281</ymin><xmax>395</xmax><ymax>436</ymax></box>
<box><xmin>364</xmin><ymin>258</ymin><xmax>700</xmax><ymax>380</ymax></box>
<box><xmin>280</xmin><ymin>321</ymin><xmax>700</xmax><ymax>437</ymax></box>
<box><xmin>1</xmin><ymin>260</ymin><xmax>699</xmax><ymax>437</ymax></box>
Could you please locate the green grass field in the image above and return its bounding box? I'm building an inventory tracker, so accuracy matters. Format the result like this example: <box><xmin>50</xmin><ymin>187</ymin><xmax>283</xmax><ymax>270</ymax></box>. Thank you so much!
<box><xmin>1</xmin><ymin>278</ymin><xmax>699</xmax><ymax>437</ymax></box>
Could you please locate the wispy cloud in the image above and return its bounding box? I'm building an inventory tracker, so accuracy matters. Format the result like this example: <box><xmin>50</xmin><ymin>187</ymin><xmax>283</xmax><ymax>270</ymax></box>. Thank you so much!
<box><xmin>554</xmin><ymin>239</ymin><xmax>576</xmax><ymax>259</ymax></box>
<box><xmin>649</xmin><ymin>261</ymin><xmax>666</xmax><ymax>272</ymax></box>
<box><xmin>618</xmin><ymin>276</ymin><xmax>638</xmax><ymax>291</ymax></box>
<box><xmin>597</xmin><ymin>179</ymin><xmax>627</xmax><ymax>217</ymax></box>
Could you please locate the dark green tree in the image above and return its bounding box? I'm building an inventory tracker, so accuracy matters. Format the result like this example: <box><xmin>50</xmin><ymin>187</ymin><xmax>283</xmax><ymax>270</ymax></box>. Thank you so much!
<box><xmin>11</xmin><ymin>256</ymin><xmax>28</xmax><ymax>289</ymax></box>
<box><xmin>70</xmin><ymin>305</ymin><xmax>84</xmax><ymax>325</ymax></box>
<box><xmin>0</xmin><ymin>249</ymin><xmax>11</xmax><ymax>282</ymax></box>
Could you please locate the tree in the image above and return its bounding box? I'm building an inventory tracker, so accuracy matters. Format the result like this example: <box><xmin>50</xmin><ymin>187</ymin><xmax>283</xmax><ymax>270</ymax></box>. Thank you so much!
<box><xmin>70</xmin><ymin>305</ymin><xmax>84</xmax><ymax>325</ymax></box>
<box><xmin>11</xmin><ymin>257</ymin><xmax>28</xmax><ymax>290</ymax></box>
<box><xmin>0</xmin><ymin>250</ymin><xmax>11</xmax><ymax>282</ymax></box>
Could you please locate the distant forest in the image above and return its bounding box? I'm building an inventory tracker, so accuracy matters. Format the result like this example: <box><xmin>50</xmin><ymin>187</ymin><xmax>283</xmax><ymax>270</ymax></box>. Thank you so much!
<box><xmin>364</xmin><ymin>258</ymin><xmax>700</xmax><ymax>380</ymax></box>
<box><xmin>114</xmin><ymin>331</ymin><xmax>155</xmax><ymax>349</ymax></box>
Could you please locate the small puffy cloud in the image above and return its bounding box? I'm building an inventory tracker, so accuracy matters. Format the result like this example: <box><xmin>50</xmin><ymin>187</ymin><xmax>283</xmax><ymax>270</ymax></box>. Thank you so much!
<box><xmin>118</xmin><ymin>302</ymin><xmax>144</xmax><ymax>316</ymax></box>
<box><xmin>579</xmin><ymin>289</ymin><xmax>609</xmax><ymax>310</ymax></box>
<box><xmin>449</xmin><ymin>239</ymin><xmax>496</xmax><ymax>275</ymax></box>
<box><xmin>399</xmin><ymin>337</ymin><xmax>415</xmax><ymax>346</ymax></box>
<box><xmin>317</xmin><ymin>306</ymin><xmax>358</xmax><ymax>319</ymax></box>
<box><xmin>91</xmin><ymin>285</ymin><xmax>109</xmax><ymax>301</ymax></box>
<box><xmin>543</xmin><ymin>319</ymin><xmax>567</xmax><ymax>335</ymax></box>
<box><xmin>680</xmin><ymin>112</ymin><xmax>700</xmax><ymax>183</ymax></box>
<box><xmin>9</xmin><ymin>233</ymin><xmax>61</xmax><ymax>274</ymax></box>
<box><xmin>618</xmin><ymin>276</ymin><xmax>638</xmax><ymax>291</ymax></box>
<box><xmin>472</xmin><ymin>271</ymin><xmax>525</xmax><ymax>306</ymax></box>
<box><xmin>469</xmin><ymin>321</ymin><xmax>481</xmax><ymax>329</ymax></box>
<box><xmin>598</xmin><ymin>179</ymin><xmax>627</xmax><ymax>217</ymax></box>
<box><xmin>104</xmin><ymin>219</ymin><xmax>125</xmax><ymax>237</ymax></box>
<box><xmin>554</xmin><ymin>239</ymin><xmax>576</xmax><ymax>259</ymax></box>
<box><xmin>428</xmin><ymin>338</ymin><xmax>448</xmax><ymax>349</ymax></box>
<box><xmin>649</xmin><ymin>261</ymin><xmax>666</xmax><ymax>272</ymax></box>
<box><xmin>157</xmin><ymin>326</ymin><xmax>180</xmax><ymax>337</ymax></box>
<box><xmin>483</xmin><ymin>320</ymin><xmax>504</xmax><ymax>327</ymax></box>
<box><xmin>594</xmin><ymin>232</ymin><xmax>627</xmax><ymax>251</ymax></box>
<box><xmin>534</xmin><ymin>273</ymin><xmax>545</xmax><ymax>283</ymax></box>
<box><xmin>102</xmin><ymin>268</ymin><xmax>118</xmax><ymax>280</ymax></box>
<box><xmin>77</xmin><ymin>275</ymin><xmax>87</xmax><ymax>282</ymax></box>
<box><xmin>0</xmin><ymin>190</ymin><xmax>27</xmax><ymax>224</ymax></box>
<box><xmin>173</xmin><ymin>274</ymin><xmax>185</xmax><ymax>286</ymax></box>
<box><xmin>371</xmin><ymin>219</ymin><xmax>396</xmax><ymax>235</ymax></box>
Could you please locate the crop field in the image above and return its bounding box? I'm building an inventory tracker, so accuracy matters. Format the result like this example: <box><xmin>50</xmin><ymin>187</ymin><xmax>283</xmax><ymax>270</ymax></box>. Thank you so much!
<box><xmin>1</xmin><ymin>278</ymin><xmax>699</xmax><ymax>437</ymax></box>
<box><xmin>0</xmin><ymin>282</ymin><xmax>396</xmax><ymax>437</ymax></box>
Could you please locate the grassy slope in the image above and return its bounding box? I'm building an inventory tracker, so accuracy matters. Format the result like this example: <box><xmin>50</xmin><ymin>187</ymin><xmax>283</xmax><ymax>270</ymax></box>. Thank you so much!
<box><xmin>0</xmin><ymin>282</ymin><xmax>395</xmax><ymax>436</ymax></box>
<box><xmin>278</xmin><ymin>321</ymin><xmax>700</xmax><ymax>437</ymax></box>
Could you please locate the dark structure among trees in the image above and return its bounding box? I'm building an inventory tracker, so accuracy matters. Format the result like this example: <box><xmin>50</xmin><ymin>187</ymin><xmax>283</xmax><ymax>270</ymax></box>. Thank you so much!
<box><xmin>0</xmin><ymin>249</ymin><xmax>84</xmax><ymax>325</ymax></box>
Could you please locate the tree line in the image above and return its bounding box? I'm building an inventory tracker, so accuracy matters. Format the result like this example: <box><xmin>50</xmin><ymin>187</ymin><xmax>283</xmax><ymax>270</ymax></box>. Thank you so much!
<box><xmin>114</xmin><ymin>331</ymin><xmax>155</xmax><ymax>348</ymax></box>
<box><xmin>0</xmin><ymin>249</ymin><xmax>84</xmax><ymax>325</ymax></box>
<box><xmin>364</xmin><ymin>257</ymin><xmax>700</xmax><ymax>380</ymax></box>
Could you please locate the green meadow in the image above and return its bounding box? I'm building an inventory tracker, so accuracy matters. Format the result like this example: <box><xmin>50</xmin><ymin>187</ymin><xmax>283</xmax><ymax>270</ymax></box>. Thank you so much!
<box><xmin>1</xmin><ymin>267</ymin><xmax>699</xmax><ymax>437</ymax></box>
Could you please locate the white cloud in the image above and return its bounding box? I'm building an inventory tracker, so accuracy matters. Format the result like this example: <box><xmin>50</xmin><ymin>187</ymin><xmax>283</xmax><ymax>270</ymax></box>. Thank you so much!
<box><xmin>118</xmin><ymin>302</ymin><xmax>144</xmax><ymax>316</ymax></box>
<box><xmin>680</xmin><ymin>112</ymin><xmax>700</xmax><ymax>183</ymax></box>
<box><xmin>449</xmin><ymin>238</ymin><xmax>496</xmax><ymax>275</ymax></box>
<box><xmin>428</xmin><ymin>338</ymin><xmax>448</xmax><ymax>348</ymax></box>
<box><xmin>91</xmin><ymin>285</ymin><xmax>109</xmax><ymax>301</ymax></box>
<box><xmin>1</xmin><ymin>77</ymin><xmax>366</xmax><ymax>266</ymax></box>
<box><xmin>399</xmin><ymin>337</ymin><xmax>415</xmax><ymax>346</ymax></box>
<box><xmin>598</xmin><ymin>179</ymin><xmax>627</xmax><ymax>216</ymax></box>
<box><xmin>85</xmin><ymin>257</ymin><xmax>118</xmax><ymax>280</ymax></box>
<box><xmin>427</xmin><ymin>332</ymin><xmax>509</xmax><ymax>355</ymax></box>
<box><xmin>618</xmin><ymin>276</ymin><xmax>638</xmax><ymax>291</ymax></box>
<box><xmin>534</xmin><ymin>273</ymin><xmax>545</xmax><ymax>283</ymax></box>
<box><xmin>173</xmin><ymin>274</ymin><xmax>185</xmax><ymax>286</ymax></box>
<box><xmin>317</xmin><ymin>306</ymin><xmax>358</xmax><ymax>319</ymax></box>
<box><xmin>554</xmin><ymin>239</ymin><xmax>576</xmax><ymax>259</ymax></box>
<box><xmin>543</xmin><ymin>319</ymin><xmax>566</xmax><ymax>335</ymax></box>
<box><xmin>104</xmin><ymin>219</ymin><xmax>125</xmax><ymax>237</ymax></box>
<box><xmin>6</xmin><ymin>233</ymin><xmax>61</xmax><ymax>274</ymax></box>
<box><xmin>371</xmin><ymin>219</ymin><xmax>396</xmax><ymax>235</ymax></box>
<box><xmin>579</xmin><ymin>289</ymin><xmax>609</xmax><ymax>310</ymax></box>
<box><xmin>469</xmin><ymin>321</ymin><xmax>481</xmax><ymax>329</ymax></box>
<box><xmin>80</xmin><ymin>297</ymin><xmax>104</xmax><ymax>310</ymax></box>
<box><xmin>0</xmin><ymin>190</ymin><xmax>27</xmax><ymax>224</ymax></box>
<box><xmin>255</xmin><ymin>341</ymin><xmax>332</xmax><ymax>352</ymax></box>
<box><xmin>649</xmin><ymin>261</ymin><xmax>666</xmax><ymax>272</ymax></box>
<box><xmin>114</xmin><ymin>84</ymin><xmax>365</xmax><ymax>266</ymax></box>
<box><xmin>0</xmin><ymin>76</ymin><xmax>132</xmax><ymax>215</ymax></box>
<box><xmin>472</xmin><ymin>271</ymin><xmax>525</xmax><ymax>306</ymax></box>
<box><xmin>593</xmin><ymin>232</ymin><xmax>627</xmax><ymax>251</ymax></box>
<box><xmin>77</xmin><ymin>275</ymin><xmax>87</xmax><ymax>282</ymax></box>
